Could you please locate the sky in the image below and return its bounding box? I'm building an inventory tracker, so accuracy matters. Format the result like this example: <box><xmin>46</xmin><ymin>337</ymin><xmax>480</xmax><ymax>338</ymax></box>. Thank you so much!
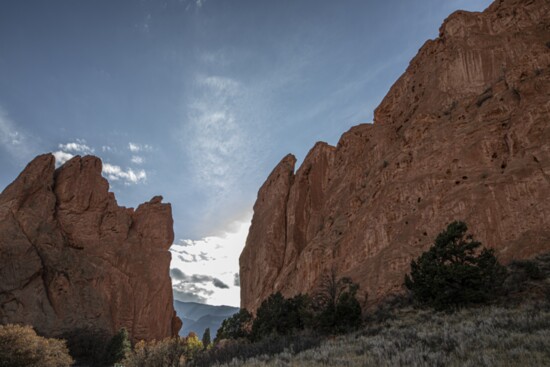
<box><xmin>0</xmin><ymin>0</ymin><xmax>492</xmax><ymax>306</ymax></box>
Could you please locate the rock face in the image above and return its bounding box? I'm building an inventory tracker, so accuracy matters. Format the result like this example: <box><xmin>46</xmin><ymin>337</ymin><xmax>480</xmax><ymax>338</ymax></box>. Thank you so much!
<box><xmin>0</xmin><ymin>154</ymin><xmax>181</xmax><ymax>341</ymax></box>
<box><xmin>240</xmin><ymin>0</ymin><xmax>550</xmax><ymax>312</ymax></box>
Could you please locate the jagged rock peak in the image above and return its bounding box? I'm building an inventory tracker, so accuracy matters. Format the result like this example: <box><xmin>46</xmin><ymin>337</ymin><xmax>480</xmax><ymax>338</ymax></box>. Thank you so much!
<box><xmin>0</xmin><ymin>153</ymin><xmax>180</xmax><ymax>341</ymax></box>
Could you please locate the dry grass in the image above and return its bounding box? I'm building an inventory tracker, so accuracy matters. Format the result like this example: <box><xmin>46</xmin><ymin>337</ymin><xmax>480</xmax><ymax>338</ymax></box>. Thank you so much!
<box><xmin>211</xmin><ymin>303</ymin><xmax>550</xmax><ymax>367</ymax></box>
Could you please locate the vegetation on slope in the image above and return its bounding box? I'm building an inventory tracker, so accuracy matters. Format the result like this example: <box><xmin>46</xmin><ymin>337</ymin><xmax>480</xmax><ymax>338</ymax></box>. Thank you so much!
<box><xmin>214</xmin><ymin>303</ymin><xmax>550</xmax><ymax>367</ymax></box>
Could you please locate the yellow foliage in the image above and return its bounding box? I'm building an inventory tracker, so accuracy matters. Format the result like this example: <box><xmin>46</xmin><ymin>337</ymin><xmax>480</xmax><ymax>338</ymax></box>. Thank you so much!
<box><xmin>0</xmin><ymin>324</ymin><xmax>73</xmax><ymax>367</ymax></box>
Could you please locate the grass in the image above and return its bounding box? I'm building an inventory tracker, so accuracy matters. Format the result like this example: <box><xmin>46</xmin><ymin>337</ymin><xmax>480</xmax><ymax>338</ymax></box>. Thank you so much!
<box><xmin>209</xmin><ymin>303</ymin><xmax>550</xmax><ymax>367</ymax></box>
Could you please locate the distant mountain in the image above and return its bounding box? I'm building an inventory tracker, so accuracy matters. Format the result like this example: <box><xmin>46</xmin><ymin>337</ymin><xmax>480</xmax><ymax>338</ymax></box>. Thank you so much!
<box><xmin>174</xmin><ymin>300</ymin><xmax>238</xmax><ymax>338</ymax></box>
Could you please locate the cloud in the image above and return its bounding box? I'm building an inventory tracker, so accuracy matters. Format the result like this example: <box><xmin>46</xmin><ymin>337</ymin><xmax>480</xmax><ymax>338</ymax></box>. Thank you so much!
<box><xmin>170</xmin><ymin>218</ymin><xmax>250</xmax><ymax>306</ymax></box>
<box><xmin>128</xmin><ymin>142</ymin><xmax>152</xmax><ymax>153</ymax></box>
<box><xmin>102</xmin><ymin>163</ymin><xmax>147</xmax><ymax>184</ymax></box>
<box><xmin>183</xmin><ymin>75</ymin><xmax>251</xmax><ymax>197</ymax></box>
<box><xmin>171</xmin><ymin>247</ymin><xmax>211</xmax><ymax>263</ymax></box>
<box><xmin>102</xmin><ymin>145</ymin><xmax>113</xmax><ymax>152</ymax></box>
<box><xmin>131</xmin><ymin>155</ymin><xmax>144</xmax><ymax>164</ymax></box>
<box><xmin>213</xmin><ymin>278</ymin><xmax>229</xmax><ymax>289</ymax></box>
<box><xmin>173</xmin><ymin>289</ymin><xmax>208</xmax><ymax>303</ymax></box>
<box><xmin>0</xmin><ymin>106</ymin><xmax>32</xmax><ymax>162</ymax></box>
<box><xmin>58</xmin><ymin>139</ymin><xmax>94</xmax><ymax>154</ymax></box>
<box><xmin>171</xmin><ymin>271</ymin><xmax>229</xmax><ymax>289</ymax></box>
<box><xmin>170</xmin><ymin>268</ymin><xmax>186</xmax><ymax>280</ymax></box>
<box><xmin>234</xmin><ymin>273</ymin><xmax>240</xmax><ymax>287</ymax></box>
<box><xmin>52</xmin><ymin>151</ymin><xmax>75</xmax><ymax>167</ymax></box>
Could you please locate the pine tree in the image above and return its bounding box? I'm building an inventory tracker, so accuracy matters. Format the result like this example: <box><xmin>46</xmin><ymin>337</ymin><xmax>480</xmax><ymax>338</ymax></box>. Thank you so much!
<box><xmin>201</xmin><ymin>328</ymin><xmax>211</xmax><ymax>349</ymax></box>
<box><xmin>103</xmin><ymin>327</ymin><xmax>131</xmax><ymax>366</ymax></box>
<box><xmin>405</xmin><ymin>221</ymin><xmax>507</xmax><ymax>310</ymax></box>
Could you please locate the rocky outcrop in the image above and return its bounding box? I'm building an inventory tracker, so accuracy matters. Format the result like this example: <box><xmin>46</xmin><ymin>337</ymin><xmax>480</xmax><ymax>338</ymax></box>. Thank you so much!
<box><xmin>240</xmin><ymin>0</ymin><xmax>550</xmax><ymax>312</ymax></box>
<box><xmin>0</xmin><ymin>154</ymin><xmax>181</xmax><ymax>341</ymax></box>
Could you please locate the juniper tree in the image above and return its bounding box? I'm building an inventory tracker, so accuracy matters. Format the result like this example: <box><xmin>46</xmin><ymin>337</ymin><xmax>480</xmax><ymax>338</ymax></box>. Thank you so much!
<box><xmin>405</xmin><ymin>221</ymin><xmax>507</xmax><ymax>310</ymax></box>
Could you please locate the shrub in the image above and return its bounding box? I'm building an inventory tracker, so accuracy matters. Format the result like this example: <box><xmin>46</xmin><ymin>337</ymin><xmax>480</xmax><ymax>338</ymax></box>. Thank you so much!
<box><xmin>124</xmin><ymin>337</ymin><xmax>186</xmax><ymax>367</ymax></box>
<box><xmin>0</xmin><ymin>324</ymin><xmax>73</xmax><ymax>367</ymax></box>
<box><xmin>190</xmin><ymin>332</ymin><xmax>322</xmax><ymax>367</ymax></box>
<box><xmin>313</xmin><ymin>270</ymin><xmax>362</xmax><ymax>333</ymax></box>
<box><xmin>184</xmin><ymin>332</ymin><xmax>204</xmax><ymax>360</ymax></box>
<box><xmin>61</xmin><ymin>327</ymin><xmax>110</xmax><ymax>367</ymax></box>
<box><xmin>103</xmin><ymin>327</ymin><xmax>131</xmax><ymax>366</ymax></box>
<box><xmin>251</xmin><ymin>293</ymin><xmax>311</xmax><ymax>340</ymax></box>
<box><xmin>215</xmin><ymin>309</ymin><xmax>253</xmax><ymax>342</ymax></box>
<box><xmin>405</xmin><ymin>221</ymin><xmax>507</xmax><ymax>310</ymax></box>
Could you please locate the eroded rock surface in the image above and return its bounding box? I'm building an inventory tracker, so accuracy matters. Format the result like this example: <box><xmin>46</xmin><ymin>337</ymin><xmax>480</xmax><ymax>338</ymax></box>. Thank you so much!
<box><xmin>0</xmin><ymin>154</ymin><xmax>180</xmax><ymax>341</ymax></box>
<box><xmin>241</xmin><ymin>0</ymin><xmax>550</xmax><ymax>312</ymax></box>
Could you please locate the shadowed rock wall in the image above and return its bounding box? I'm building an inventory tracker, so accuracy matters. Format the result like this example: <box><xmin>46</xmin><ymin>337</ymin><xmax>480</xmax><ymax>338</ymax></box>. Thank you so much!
<box><xmin>0</xmin><ymin>154</ymin><xmax>181</xmax><ymax>341</ymax></box>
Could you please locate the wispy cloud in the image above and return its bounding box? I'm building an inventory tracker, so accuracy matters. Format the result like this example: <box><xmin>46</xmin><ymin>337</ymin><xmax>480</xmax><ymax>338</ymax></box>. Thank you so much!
<box><xmin>58</xmin><ymin>139</ymin><xmax>94</xmax><ymax>154</ymax></box>
<box><xmin>128</xmin><ymin>142</ymin><xmax>152</xmax><ymax>152</ymax></box>
<box><xmin>131</xmin><ymin>155</ymin><xmax>144</xmax><ymax>164</ymax></box>
<box><xmin>0</xmin><ymin>106</ymin><xmax>32</xmax><ymax>162</ymax></box>
<box><xmin>103</xmin><ymin>163</ymin><xmax>147</xmax><ymax>184</ymax></box>
<box><xmin>183</xmin><ymin>0</ymin><xmax>206</xmax><ymax>11</ymax></box>
<box><xmin>184</xmin><ymin>75</ymin><xmax>251</xmax><ymax>196</ymax></box>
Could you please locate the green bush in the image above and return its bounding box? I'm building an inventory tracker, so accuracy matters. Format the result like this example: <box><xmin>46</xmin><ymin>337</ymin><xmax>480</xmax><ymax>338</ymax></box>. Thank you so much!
<box><xmin>405</xmin><ymin>221</ymin><xmax>507</xmax><ymax>310</ymax></box>
<box><xmin>61</xmin><ymin>327</ymin><xmax>110</xmax><ymax>366</ymax></box>
<box><xmin>313</xmin><ymin>271</ymin><xmax>362</xmax><ymax>333</ymax></box>
<box><xmin>215</xmin><ymin>309</ymin><xmax>253</xmax><ymax>342</ymax></box>
<box><xmin>251</xmin><ymin>293</ymin><xmax>311</xmax><ymax>340</ymax></box>
<box><xmin>0</xmin><ymin>324</ymin><xmax>73</xmax><ymax>367</ymax></box>
<box><xmin>103</xmin><ymin>327</ymin><xmax>131</xmax><ymax>366</ymax></box>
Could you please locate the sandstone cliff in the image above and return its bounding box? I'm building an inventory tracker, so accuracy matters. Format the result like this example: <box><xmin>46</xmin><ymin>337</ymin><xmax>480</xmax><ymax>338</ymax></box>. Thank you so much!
<box><xmin>0</xmin><ymin>154</ymin><xmax>181</xmax><ymax>341</ymax></box>
<box><xmin>240</xmin><ymin>0</ymin><xmax>550</xmax><ymax>312</ymax></box>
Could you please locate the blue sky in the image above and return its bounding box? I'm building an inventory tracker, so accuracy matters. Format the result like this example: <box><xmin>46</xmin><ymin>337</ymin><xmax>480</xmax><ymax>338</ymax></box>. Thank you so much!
<box><xmin>0</xmin><ymin>0</ymin><xmax>492</xmax><ymax>306</ymax></box>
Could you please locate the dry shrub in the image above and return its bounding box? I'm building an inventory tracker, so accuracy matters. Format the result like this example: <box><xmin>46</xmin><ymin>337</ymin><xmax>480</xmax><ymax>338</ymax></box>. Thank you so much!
<box><xmin>0</xmin><ymin>324</ymin><xmax>73</xmax><ymax>367</ymax></box>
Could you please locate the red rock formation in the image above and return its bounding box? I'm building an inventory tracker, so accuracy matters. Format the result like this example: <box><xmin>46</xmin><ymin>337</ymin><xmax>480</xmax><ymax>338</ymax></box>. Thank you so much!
<box><xmin>0</xmin><ymin>154</ymin><xmax>181</xmax><ymax>341</ymax></box>
<box><xmin>240</xmin><ymin>0</ymin><xmax>550</xmax><ymax>312</ymax></box>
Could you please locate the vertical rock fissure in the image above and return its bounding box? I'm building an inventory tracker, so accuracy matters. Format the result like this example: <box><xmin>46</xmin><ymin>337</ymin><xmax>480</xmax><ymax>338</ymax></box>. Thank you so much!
<box><xmin>9</xmin><ymin>210</ymin><xmax>57</xmax><ymax>315</ymax></box>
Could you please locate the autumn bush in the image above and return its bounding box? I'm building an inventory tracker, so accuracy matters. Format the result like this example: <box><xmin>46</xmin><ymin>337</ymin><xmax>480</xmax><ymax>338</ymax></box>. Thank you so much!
<box><xmin>124</xmin><ymin>333</ymin><xmax>203</xmax><ymax>367</ymax></box>
<box><xmin>0</xmin><ymin>324</ymin><xmax>73</xmax><ymax>367</ymax></box>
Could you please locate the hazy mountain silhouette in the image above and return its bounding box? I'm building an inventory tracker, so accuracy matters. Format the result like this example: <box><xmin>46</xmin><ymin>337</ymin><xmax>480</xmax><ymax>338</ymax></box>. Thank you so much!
<box><xmin>174</xmin><ymin>300</ymin><xmax>238</xmax><ymax>338</ymax></box>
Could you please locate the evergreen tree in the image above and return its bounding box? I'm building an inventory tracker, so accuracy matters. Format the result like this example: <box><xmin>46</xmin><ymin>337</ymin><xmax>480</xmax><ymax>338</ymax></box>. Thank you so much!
<box><xmin>405</xmin><ymin>221</ymin><xmax>507</xmax><ymax>310</ymax></box>
<box><xmin>103</xmin><ymin>327</ymin><xmax>131</xmax><ymax>366</ymax></box>
<box><xmin>251</xmin><ymin>292</ymin><xmax>311</xmax><ymax>340</ymax></box>
<box><xmin>201</xmin><ymin>328</ymin><xmax>211</xmax><ymax>349</ymax></box>
<box><xmin>215</xmin><ymin>309</ymin><xmax>252</xmax><ymax>342</ymax></box>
